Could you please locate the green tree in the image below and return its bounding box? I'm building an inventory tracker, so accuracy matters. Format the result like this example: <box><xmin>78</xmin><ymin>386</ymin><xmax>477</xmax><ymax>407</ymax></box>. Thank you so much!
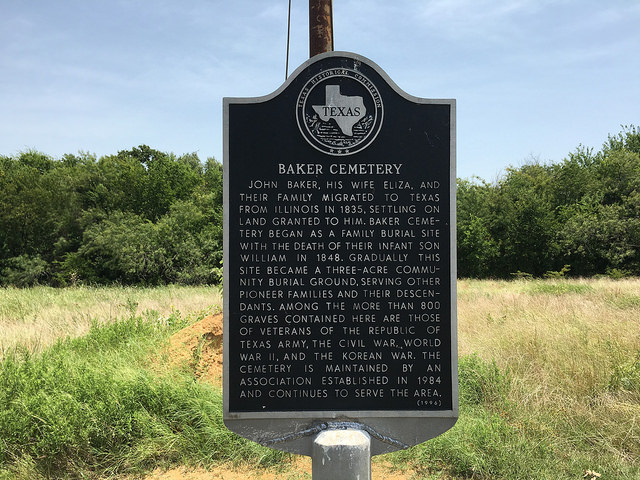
<box><xmin>458</xmin><ymin>215</ymin><xmax>499</xmax><ymax>277</ymax></box>
<box><xmin>603</xmin><ymin>124</ymin><xmax>640</xmax><ymax>156</ymax></box>
<box><xmin>491</xmin><ymin>164</ymin><xmax>560</xmax><ymax>276</ymax></box>
<box><xmin>456</xmin><ymin>178</ymin><xmax>500</xmax><ymax>277</ymax></box>
<box><xmin>69</xmin><ymin>211</ymin><xmax>167</xmax><ymax>284</ymax></box>
<box><xmin>558</xmin><ymin>200</ymin><xmax>640</xmax><ymax>275</ymax></box>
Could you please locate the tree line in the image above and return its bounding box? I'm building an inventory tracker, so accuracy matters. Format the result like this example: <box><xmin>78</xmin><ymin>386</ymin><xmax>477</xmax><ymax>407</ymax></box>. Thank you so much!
<box><xmin>0</xmin><ymin>146</ymin><xmax>223</xmax><ymax>286</ymax></box>
<box><xmin>457</xmin><ymin>125</ymin><xmax>640</xmax><ymax>278</ymax></box>
<box><xmin>1</xmin><ymin>126</ymin><xmax>638</xmax><ymax>286</ymax></box>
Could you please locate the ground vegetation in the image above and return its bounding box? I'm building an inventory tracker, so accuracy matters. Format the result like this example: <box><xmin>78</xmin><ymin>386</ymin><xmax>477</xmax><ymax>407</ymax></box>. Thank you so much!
<box><xmin>1</xmin><ymin>280</ymin><xmax>638</xmax><ymax>479</ymax></box>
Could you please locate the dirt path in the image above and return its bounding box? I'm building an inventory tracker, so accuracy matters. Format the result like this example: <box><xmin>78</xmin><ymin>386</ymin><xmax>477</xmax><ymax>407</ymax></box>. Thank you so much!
<box><xmin>143</xmin><ymin>458</ymin><xmax>412</xmax><ymax>480</ymax></box>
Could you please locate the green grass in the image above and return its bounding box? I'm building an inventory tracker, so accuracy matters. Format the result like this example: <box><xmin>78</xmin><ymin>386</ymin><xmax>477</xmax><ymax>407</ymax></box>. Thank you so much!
<box><xmin>607</xmin><ymin>293</ymin><xmax>640</xmax><ymax>310</ymax></box>
<box><xmin>0</xmin><ymin>310</ymin><xmax>286</xmax><ymax>480</ymax></box>
<box><xmin>1</xmin><ymin>280</ymin><xmax>639</xmax><ymax>479</ymax></box>
<box><xmin>524</xmin><ymin>280</ymin><xmax>595</xmax><ymax>295</ymax></box>
<box><xmin>387</xmin><ymin>354</ymin><xmax>640</xmax><ymax>479</ymax></box>
<box><xmin>0</xmin><ymin>284</ymin><xmax>207</xmax><ymax>321</ymax></box>
<box><xmin>387</xmin><ymin>277</ymin><xmax>640</xmax><ymax>479</ymax></box>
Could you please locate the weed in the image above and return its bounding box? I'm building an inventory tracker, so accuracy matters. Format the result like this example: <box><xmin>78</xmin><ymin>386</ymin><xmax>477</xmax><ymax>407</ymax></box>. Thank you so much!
<box><xmin>2</xmin><ymin>280</ymin><xmax>640</xmax><ymax>479</ymax></box>
<box><xmin>543</xmin><ymin>264</ymin><xmax>571</xmax><ymax>278</ymax></box>
<box><xmin>453</xmin><ymin>278</ymin><xmax>640</xmax><ymax>479</ymax></box>
<box><xmin>510</xmin><ymin>270</ymin><xmax>534</xmax><ymax>280</ymax></box>
<box><xmin>607</xmin><ymin>293</ymin><xmax>640</xmax><ymax>309</ymax></box>
<box><xmin>458</xmin><ymin>354</ymin><xmax>509</xmax><ymax>406</ymax></box>
<box><xmin>609</xmin><ymin>350</ymin><xmax>640</xmax><ymax>394</ymax></box>
<box><xmin>605</xmin><ymin>268</ymin><xmax>632</xmax><ymax>279</ymax></box>
<box><xmin>193</xmin><ymin>333</ymin><xmax>207</xmax><ymax>365</ymax></box>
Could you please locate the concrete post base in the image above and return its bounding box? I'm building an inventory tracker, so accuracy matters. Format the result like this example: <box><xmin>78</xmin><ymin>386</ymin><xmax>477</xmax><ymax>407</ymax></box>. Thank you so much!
<box><xmin>312</xmin><ymin>429</ymin><xmax>371</xmax><ymax>480</ymax></box>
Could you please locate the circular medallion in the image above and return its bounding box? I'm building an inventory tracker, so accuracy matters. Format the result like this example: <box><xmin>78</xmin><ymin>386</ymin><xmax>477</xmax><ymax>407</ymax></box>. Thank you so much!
<box><xmin>296</xmin><ymin>68</ymin><xmax>383</xmax><ymax>156</ymax></box>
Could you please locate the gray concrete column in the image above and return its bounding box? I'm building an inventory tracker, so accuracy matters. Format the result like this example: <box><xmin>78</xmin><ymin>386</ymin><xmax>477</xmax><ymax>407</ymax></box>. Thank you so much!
<box><xmin>312</xmin><ymin>429</ymin><xmax>371</xmax><ymax>480</ymax></box>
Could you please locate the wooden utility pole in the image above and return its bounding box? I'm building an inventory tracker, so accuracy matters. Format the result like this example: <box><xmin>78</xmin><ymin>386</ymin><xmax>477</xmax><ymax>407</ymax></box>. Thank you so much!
<box><xmin>309</xmin><ymin>0</ymin><xmax>334</xmax><ymax>57</ymax></box>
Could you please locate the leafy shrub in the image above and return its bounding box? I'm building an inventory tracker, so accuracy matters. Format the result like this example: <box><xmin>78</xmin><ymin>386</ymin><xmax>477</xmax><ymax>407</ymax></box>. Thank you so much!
<box><xmin>543</xmin><ymin>264</ymin><xmax>571</xmax><ymax>278</ymax></box>
<box><xmin>510</xmin><ymin>271</ymin><xmax>534</xmax><ymax>280</ymax></box>
<box><xmin>605</xmin><ymin>267</ymin><xmax>632</xmax><ymax>279</ymax></box>
<box><xmin>0</xmin><ymin>255</ymin><xmax>48</xmax><ymax>287</ymax></box>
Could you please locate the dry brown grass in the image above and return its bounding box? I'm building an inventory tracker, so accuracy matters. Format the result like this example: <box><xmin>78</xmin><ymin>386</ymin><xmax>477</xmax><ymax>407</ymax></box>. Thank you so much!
<box><xmin>458</xmin><ymin>278</ymin><xmax>640</xmax><ymax>391</ymax></box>
<box><xmin>458</xmin><ymin>277</ymin><xmax>640</xmax><ymax>460</ymax></box>
<box><xmin>0</xmin><ymin>285</ymin><xmax>223</xmax><ymax>354</ymax></box>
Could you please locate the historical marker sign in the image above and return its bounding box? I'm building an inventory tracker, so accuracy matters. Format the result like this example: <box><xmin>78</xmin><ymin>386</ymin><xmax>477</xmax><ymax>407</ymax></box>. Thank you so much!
<box><xmin>223</xmin><ymin>52</ymin><xmax>457</xmax><ymax>456</ymax></box>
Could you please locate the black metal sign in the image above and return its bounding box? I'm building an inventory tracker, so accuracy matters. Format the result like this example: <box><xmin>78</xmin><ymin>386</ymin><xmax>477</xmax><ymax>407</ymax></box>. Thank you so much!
<box><xmin>223</xmin><ymin>52</ymin><xmax>457</xmax><ymax>455</ymax></box>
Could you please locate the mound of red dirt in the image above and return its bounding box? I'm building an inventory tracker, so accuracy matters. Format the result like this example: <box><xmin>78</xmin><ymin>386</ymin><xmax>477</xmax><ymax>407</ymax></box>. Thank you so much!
<box><xmin>164</xmin><ymin>313</ymin><xmax>224</xmax><ymax>386</ymax></box>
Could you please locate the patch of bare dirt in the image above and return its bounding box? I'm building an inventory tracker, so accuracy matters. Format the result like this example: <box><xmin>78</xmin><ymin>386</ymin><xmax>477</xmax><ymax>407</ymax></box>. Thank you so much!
<box><xmin>142</xmin><ymin>457</ymin><xmax>413</xmax><ymax>480</ymax></box>
<box><xmin>163</xmin><ymin>313</ymin><xmax>224</xmax><ymax>385</ymax></box>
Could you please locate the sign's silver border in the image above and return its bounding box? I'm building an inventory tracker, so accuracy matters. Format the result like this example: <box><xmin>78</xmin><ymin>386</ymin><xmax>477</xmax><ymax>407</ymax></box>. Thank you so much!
<box><xmin>223</xmin><ymin>51</ymin><xmax>457</xmax><ymax>456</ymax></box>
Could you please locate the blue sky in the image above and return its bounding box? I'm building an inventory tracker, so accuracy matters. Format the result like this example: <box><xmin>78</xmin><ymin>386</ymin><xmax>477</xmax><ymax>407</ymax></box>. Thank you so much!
<box><xmin>1</xmin><ymin>0</ymin><xmax>639</xmax><ymax>181</ymax></box>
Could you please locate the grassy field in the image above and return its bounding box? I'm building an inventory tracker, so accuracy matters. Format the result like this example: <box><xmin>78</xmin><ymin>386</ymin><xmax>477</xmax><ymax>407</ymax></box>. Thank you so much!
<box><xmin>388</xmin><ymin>278</ymin><xmax>640</xmax><ymax>479</ymax></box>
<box><xmin>0</xmin><ymin>285</ymin><xmax>222</xmax><ymax>354</ymax></box>
<box><xmin>0</xmin><ymin>279</ymin><xmax>638</xmax><ymax>479</ymax></box>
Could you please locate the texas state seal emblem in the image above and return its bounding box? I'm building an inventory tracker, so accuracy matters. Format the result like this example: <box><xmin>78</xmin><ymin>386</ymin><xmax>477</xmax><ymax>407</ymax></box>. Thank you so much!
<box><xmin>296</xmin><ymin>68</ymin><xmax>384</xmax><ymax>156</ymax></box>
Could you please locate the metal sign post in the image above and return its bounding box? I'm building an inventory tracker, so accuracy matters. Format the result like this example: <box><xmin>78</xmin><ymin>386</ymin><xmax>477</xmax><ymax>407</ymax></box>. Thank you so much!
<box><xmin>223</xmin><ymin>51</ymin><xmax>457</xmax><ymax>477</ymax></box>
